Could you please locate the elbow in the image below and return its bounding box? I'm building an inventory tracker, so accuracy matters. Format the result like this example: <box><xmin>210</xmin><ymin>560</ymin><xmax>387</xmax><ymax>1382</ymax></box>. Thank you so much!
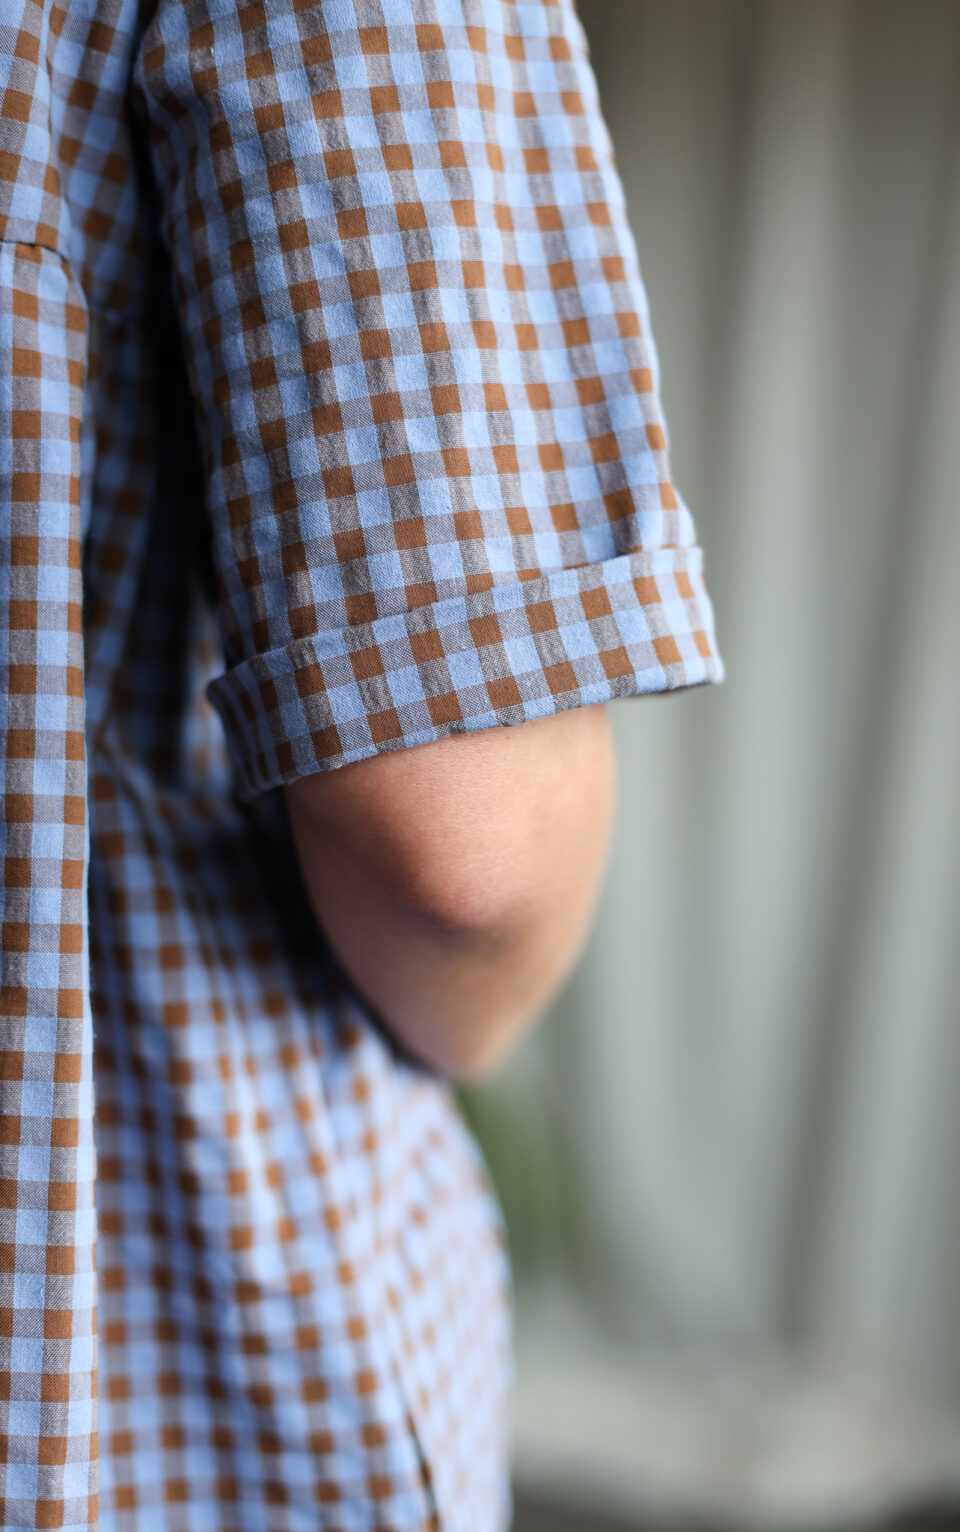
<box><xmin>417</xmin><ymin>1026</ymin><xmax>523</xmax><ymax>1085</ymax></box>
<box><xmin>399</xmin><ymin>981</ymin><xmax>541</xmax><ymax>1084</ymax></box>
<box><xmin>388</xmin><ymin>835</ymin><xmax>542</xmax><ymax>950</ymax></box>
<box><xmin>386</xmin><ymin>849</ymin><xmax>564</xmax><ymax>1082</ymax></box>
<box><xmin>284</xmin><ymin>709</ymin><xmax>614</xmax><ymax>1082</ymax></box>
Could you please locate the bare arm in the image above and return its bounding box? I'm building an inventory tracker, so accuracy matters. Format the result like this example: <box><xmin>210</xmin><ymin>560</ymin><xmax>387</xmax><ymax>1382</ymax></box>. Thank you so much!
<box><xmin>285</xmin><ymin>705</ymin><xmax>614</xmax><ymax>1080</ymax></box>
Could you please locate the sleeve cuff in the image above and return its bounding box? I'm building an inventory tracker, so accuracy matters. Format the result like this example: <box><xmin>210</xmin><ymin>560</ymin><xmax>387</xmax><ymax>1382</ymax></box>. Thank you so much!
<box><xmin>206</xmin><ymin>546</ymin><xmax>723</xmax><ymax>801</ymax></box>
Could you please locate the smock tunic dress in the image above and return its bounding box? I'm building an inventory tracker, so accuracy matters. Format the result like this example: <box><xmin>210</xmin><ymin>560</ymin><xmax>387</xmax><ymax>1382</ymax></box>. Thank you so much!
<box><xmin>0</xmin><ymin>0</ymin><xmax>722</xmax><ymax>1526</ymax></box>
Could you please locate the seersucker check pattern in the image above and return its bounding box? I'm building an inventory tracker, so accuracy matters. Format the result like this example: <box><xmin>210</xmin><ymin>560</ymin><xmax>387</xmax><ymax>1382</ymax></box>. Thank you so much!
<box><xmin>0</xmin><ymin>0</ymin><xmax>722</xmax><ymax>1527</ymax></box>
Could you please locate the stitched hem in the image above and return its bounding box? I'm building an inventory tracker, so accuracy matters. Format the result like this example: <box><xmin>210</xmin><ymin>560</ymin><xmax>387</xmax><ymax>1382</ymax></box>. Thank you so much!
<box><xmin>207</xmin><ymin>544</ymin><xmax>723</xmax><ymax>800</ymax></box>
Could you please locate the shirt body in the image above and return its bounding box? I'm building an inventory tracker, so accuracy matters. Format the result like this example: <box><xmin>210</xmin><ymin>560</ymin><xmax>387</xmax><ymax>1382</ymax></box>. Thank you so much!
<box><xmin>0</xmin><ymin>1</ymin><xmax>722</xmax><ymax>1528</ymax></box>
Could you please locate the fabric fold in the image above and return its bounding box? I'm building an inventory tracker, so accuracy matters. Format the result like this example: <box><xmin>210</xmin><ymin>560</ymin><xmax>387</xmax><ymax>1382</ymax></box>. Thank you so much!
<box><xmin>209</xmin><ymin>543</ymin><xmax>721</xmax><ymax>796</ymax></box>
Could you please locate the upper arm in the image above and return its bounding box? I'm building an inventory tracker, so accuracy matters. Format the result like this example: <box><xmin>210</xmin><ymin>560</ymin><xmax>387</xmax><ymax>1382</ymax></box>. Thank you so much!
<box><xmin>138</xmin><ymin>0</ymin><xmax>720</xmax><ymax>807</ymax></box>
<box><xmin>284</xmin><ymin>704</ymin><xmax>614</xmax><ymax>938</ymax></box>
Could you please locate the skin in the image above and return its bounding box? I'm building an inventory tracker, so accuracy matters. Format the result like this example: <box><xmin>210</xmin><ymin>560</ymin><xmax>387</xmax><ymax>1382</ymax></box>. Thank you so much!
<box><xmin>285</xmin><ymin>703</ymin><xmax>615</xmax><ymax>1080</ymax></box>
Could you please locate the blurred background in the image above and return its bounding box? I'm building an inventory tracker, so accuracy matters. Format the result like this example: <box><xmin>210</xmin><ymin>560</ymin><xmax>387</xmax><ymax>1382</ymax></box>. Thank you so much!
<box><xmin>463</xmin><ymin>2</ymin><xmax>960</xmax><ymax>1528</ymax></box>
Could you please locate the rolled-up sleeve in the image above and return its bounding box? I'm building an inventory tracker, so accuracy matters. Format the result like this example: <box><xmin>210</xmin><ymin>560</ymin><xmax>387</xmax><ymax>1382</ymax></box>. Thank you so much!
<box><xmin>138</xmin><ymin>0</ymin><xmax>722</xmax><ymax>799</ymax></box>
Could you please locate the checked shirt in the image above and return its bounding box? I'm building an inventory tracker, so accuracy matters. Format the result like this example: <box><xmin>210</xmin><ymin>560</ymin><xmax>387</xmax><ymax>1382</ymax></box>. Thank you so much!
<box><xmin>0</xmin><ymin>0</ymin><xmax>722</xmax><ymax>1527</ymax></box>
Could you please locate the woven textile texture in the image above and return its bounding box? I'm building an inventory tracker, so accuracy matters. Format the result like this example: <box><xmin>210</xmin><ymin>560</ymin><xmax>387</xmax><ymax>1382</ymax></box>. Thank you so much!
<box><xmin>0</xmin><ymin>0</ymin><xmax>721</xmax><ymax>1528</ymax></box>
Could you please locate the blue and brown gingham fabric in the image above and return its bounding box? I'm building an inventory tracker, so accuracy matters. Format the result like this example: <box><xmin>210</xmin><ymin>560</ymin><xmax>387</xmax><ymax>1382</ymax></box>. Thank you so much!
<box><xmin>1</xmin><ymin>0</ymin><xmax>722</xmax><ymax>1528</ymax></box>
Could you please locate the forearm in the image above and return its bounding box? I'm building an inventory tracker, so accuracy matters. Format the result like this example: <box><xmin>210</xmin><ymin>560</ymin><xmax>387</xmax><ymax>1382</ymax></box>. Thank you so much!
<box><xmin>285</xmin><ymin>707</ymin><xmax>615</xmax><ymax>1079</ymax></box>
